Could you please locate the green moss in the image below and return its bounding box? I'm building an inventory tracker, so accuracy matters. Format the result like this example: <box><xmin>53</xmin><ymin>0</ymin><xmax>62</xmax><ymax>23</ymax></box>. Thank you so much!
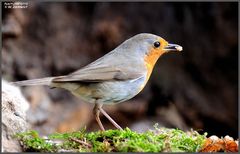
<box><xmin>14</xmin><ymin>130</ymin><xmax>57</xmax><ymax>152</ymax></box>
<box><xmin>14</xmin><ymin>125</ymin><xmax>207</xmax><ymax>152</ymax></box>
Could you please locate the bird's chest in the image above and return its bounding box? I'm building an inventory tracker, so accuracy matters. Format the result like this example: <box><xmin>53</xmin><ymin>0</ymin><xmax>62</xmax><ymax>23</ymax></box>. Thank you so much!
<box><xmin>72</xmin><ymin>75</ymin><xmax>147</xmax><ymax>104</ymax></box>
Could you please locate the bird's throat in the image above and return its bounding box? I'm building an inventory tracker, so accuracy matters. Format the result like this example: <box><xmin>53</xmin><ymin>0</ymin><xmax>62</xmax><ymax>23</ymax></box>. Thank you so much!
<box><xmin>144</xmin><ymin>49</ymin><xmax>165</xmax><ymax>81</ymax></box>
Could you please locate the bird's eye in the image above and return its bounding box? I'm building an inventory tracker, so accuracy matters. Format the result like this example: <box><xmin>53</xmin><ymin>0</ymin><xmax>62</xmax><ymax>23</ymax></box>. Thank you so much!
<box><xmin>154</xmin><ymin>41</ymin><xmax>160</xmax><ymax>48</ymax></box>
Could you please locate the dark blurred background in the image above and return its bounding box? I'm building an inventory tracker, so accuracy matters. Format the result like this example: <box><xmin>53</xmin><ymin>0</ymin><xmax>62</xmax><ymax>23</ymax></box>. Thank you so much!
<box><xmin>2</xmin><ymin>2</ymin><xmax>238</xmax><ymax>138</ymax></box>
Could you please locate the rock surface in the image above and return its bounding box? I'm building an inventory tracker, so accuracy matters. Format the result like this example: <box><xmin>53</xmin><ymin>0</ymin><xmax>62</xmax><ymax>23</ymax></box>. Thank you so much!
<box><xmin>2</xmin><ymin>80</ymin><xmax>30</xmax><ymax>152</ymax></box>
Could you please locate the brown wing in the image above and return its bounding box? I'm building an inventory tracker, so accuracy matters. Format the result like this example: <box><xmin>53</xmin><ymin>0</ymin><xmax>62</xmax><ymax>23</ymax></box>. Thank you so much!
<box><xmin>52</xmin><ymin>65</ymin><xmax>144</xmax><ymax>82</ymax></box>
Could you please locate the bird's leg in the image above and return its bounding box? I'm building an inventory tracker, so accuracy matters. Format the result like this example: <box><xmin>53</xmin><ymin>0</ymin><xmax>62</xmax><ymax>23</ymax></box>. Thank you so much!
<box><xmin>93</xmin><ymin>103</ymin><xmax>105</xmax><ymax>131</ymax></box>
<box><xmin>99</xmin><ymin>107</ymin><xmax>123</xmax><ymax>130</ymax></box>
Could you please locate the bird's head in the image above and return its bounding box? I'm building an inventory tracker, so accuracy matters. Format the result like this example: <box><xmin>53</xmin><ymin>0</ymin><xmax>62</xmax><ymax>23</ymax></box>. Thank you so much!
<box><xmin>126</xmin><ymin>33</ymin><xmax>182</xmax><ymax>68</ymax></box>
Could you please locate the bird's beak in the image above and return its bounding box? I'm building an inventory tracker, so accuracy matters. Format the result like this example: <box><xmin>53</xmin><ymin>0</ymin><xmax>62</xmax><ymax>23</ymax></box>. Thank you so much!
<box><xmin>163</xmin><ymin>43</ymin><xmax>183</xmax><ymax>52</ymax></box>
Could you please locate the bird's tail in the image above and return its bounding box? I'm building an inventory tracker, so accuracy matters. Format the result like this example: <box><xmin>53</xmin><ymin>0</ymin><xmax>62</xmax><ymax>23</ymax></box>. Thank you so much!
<box><xmin>11</xmin><ymin>77</ymin><xmax>55</xmax><ymax>86</ymax></box>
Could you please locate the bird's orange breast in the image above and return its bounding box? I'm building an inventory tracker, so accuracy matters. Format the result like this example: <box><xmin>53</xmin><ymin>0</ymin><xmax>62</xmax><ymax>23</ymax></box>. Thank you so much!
<box><xmin>144</xmin><ymin>48</ymin><xmax>164</xmax><ymax>81</ymax></box>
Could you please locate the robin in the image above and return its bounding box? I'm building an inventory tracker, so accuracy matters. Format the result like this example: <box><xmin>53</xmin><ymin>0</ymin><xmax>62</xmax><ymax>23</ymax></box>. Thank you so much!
<box><xmin>12</xmin><ymin>33</ymin><xmax>182</xmax><ymax>131</ymax></box>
